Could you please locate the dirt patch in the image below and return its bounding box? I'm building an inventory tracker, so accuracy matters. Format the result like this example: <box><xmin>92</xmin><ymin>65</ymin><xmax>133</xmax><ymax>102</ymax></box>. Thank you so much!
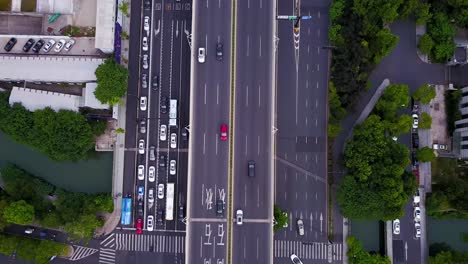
<box><xmin>430</xmin><ymin>85</ymin><xmax>449</xmax><ymax>147</ymax></box>
<box><xmin>60</xmin><ymin>25</ymin><xmax>95</xmax><ymax>37</ymax></box>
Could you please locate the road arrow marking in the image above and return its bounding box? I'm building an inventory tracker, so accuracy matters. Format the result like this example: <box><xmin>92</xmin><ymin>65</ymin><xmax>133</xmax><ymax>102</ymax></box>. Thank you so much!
<box><xmin>320</xmin><ymin>213</ymin><xmax>323</xmax><ymax>233</ymax></box>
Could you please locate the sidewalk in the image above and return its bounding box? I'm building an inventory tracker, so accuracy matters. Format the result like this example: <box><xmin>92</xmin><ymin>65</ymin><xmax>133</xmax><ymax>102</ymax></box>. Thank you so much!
<box><xmin>416</xmin><ymin>24</ymin><xmax>430</xmax><ymax>63</ymax></box>
<box><xmin>94</xmin><ymin>0</ymin><xmax>130</xmax><ymax>237</ymax></box>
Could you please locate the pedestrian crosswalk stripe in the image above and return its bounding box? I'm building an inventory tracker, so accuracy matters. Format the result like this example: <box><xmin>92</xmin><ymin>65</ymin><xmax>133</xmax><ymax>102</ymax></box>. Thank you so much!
<box><xmin>114</xmin><ymin>233</ymin><xmax>185</xmax><ymax>253</ymax></box>
<box><xmin>99</xmin><ymin>248</ymin><xmax>115</xmax><ymax>264</ymax></box>
<box><xmin>69</xmin><ymin>245</ymin><xmax>98</xmax><ymax>261</ymax></box>
<box><xmin>274</xmin><ymin>240</ymin><xmax>343</xmax><ymax>261</ymax></box>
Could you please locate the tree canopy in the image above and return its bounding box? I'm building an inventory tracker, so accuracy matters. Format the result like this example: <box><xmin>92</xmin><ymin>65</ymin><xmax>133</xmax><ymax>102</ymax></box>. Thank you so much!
<box><xmin>274</xmin><ymin>205</ymin><xmax>288</xmax><ymax>232</ymax></box>
<box><xmin>347</xmin><ymin>236</ymin><xmax>391</xmax><ymax>264</ymax></box>
<box><xmin>413</xmin><ymin>84</ymin><xmax>436</xmax><ymax>104</ymax></box>
<box><xmin>3</xmin><ymin>200</ymin><xmax>35</xmax><ymax>225</ymax></box>
<box><xmin>418</xmin><ymin>34</ymin><xmax>434</xmax><ymax>55</ymax></box>
<box><xmin>338</xmin><ymin>115</ymin><xmax>415</xmax><ymax>220</ymax></box>
<box><xmin>416</xmin><ymin>147</ymin><xmax>436</xmax><ymax>162</ymax></box>
<box><xmin>419</xmin><ymin>112</ymin><xmax>432</xmax><ymax>129</ymax></box>
<box><xmin>94</xmin><ymin>57</ymin><xmax>129</xmax><ymax>105</ymax></box>
<box><xmin>375</xmin><ymin>84</ymin><xmax>410</xmax><ymax>121</ymax></box>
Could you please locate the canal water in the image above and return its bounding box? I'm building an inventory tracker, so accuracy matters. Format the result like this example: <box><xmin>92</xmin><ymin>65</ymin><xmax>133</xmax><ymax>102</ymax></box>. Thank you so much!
<box><xmin>0</xmin><ymin>131</ymin><xmax>112</xmax><ymax>193</ymax></box>
<box><xmin>351</xmin><ymin>219</ymin><xmax>468</xmax><ymax>253</ymax></box>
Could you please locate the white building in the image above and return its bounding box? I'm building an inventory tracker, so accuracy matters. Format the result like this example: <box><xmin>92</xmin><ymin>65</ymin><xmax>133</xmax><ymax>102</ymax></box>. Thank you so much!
<box><xmin>95</xmin><ymin>0</ymin><xmax>116</xmax><ymax>54</ymax></box>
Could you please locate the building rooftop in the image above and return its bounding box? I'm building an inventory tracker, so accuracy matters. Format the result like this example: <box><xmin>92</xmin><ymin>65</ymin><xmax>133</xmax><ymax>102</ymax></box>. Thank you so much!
<box><xmin>95</xmin><ymin>0</ymin><xmax>116</xmax><ymax>54</ymax></box>
<box><xmin>9</xmin><ymin>87</ymin><xmax>80</xmax><ymax>112</ymax></box>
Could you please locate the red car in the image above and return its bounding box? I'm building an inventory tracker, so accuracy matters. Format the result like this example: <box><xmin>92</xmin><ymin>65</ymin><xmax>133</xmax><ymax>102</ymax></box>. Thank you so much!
<box><xmin>136</xmin><ymin>218</ymin><xmax>143</xmax><ymax>234</ymax></box>
<box><xmin>220</xmin><ymin>124</ymin><xmax>228</xmax><ymax>141</ymax></box>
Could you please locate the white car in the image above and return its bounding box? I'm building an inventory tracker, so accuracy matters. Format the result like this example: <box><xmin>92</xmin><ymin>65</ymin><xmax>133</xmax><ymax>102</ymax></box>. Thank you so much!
<box><xmin>142</xmin><ymin>37</ymin><xmax>148</xmax><ymax>51</ymax></box>
<box><xmin>148</xmin><ymin>166</ymin><xmax>155</xmax><ymax>182</ymax></box>
<box><xmin>297</xmin><ymin>219</ymin><xmax>304</xmax><ymax>236</ymax></box>
<box><xmin>415</xmin><ymin>222</ymin><xmax>421</xmax><ymax>238</ymax></box>
<box><xmin>157</xmin><ymin>184</ymin><xmax>164</xmax><ymax>199</ymax></box>
<box><xmin>148</xmin><ymin>188</ymin><xmax>154</xmax><ymax>204</ymax></box>
<box><xmin>412</xmin><ymin>114</ymin><xmax>419</xmax><ymax>129</ymax></box>
<box><xmin>138</xmin><ymin>139</ymin><xmax>145</xmax><ymax>154</ymax></box>
<box><xmin>290</xmin><ymin>254</ymin><xmax>303</xmax><ymax>264</ymax></box>
<box><xmin>236</xmin><ymin>209</ymin><xmax>243</xmax><ymax>225</ymax></box>
<box><xmin>170</xmin><ymin>160</ymin><xmax>176</xmax><ymax>175</ymax></box>
<box><xmin>64</xmin><ymin>39</ymin><xmax>75</xmax><ymax>52</ymax></box>
<box><xmin>142</xmin><ymin>54</ymin><xmax>148</xmax><ymax>69</ymax></box>
<box><xmin>170</xmin><ymin>133</ymin><xmax>177</xmax><ymax>149</ymax></box>
<box><xmin>147</xmin><ymin>215</ymin><xmax>154</xmax><ymax>231</ymax></box>
<box><xmin>144</xmin><ymin>16</ymin><xmax>150</xmax><ymax>31</ymax></box>
<box><xmin>54</xmin><ymin>39</ymin><xmax>66</xmax><ymax>52</ymax></box>
<box><xmin>198</xmin><ymin>47</ymin><xmax>206</xmax><ymax>63</ymax></box>
<box><xmin>393</xmin><ymin>219</ymin><xmax>400</xmax><ymax>235</ymax></box>
<box><xmin>137</xmin><ymin>165</ymin><xmax>145</xmax><ymax>180</ymax></box>
<box><xmin>140</xmin><ymin>96</ymin><xmax>147</xmax><ymax>111</ymax></box>
<box><xmin>43</xmin><ymin>39</ymin><xmax>56</xmax><ymax>53</ymax></box>
<box><xmin>160</xmin><ymin>125</ymin><xmax>167</xmax><ymax>141</ymax></box>
<box><xmin>414</xmin><ymin>207</ymin><xmax>421</xmax><ymax>222</ymax></box>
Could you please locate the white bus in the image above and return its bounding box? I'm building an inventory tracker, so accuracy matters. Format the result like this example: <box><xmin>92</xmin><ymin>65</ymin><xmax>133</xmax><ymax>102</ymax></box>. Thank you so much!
<box><xmin>165</xmin><ymin>183</ymin><xmax>175</xmax><ymax>220</ymax></box>
<box><xmin>169</xmin><ymin>99</ymin><xmax>177</xmax><ymax>127</ymax></box>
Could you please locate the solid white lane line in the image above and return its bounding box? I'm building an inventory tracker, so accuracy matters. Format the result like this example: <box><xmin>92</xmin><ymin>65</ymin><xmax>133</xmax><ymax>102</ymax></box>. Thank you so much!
<box><xmin>259</xmin><ymin>35</ymin><xmax>262</xmax><ymax>57</ymax></box>
<box><xmin>203</xmin><ymin>133</ymin><xmax>206</xmax><ymax>154</ymax></box>
<box><xmin>219</xmin><ymin>0</ymin><xmax>221</xmax><ymax>8</ymax></box>
<box><xmin>257</xmin><ymin>135</ymin><xmax>260</xmax><ymax>156</ymax></box>
<box><xmin>316</xmin><ymin>99</ymin><xmax>318</xmax><ymax>108</ymax></box>
<box><xmin>258</xmin><ymin>84</ymin><xmax>261</xmax><ymax>107</ymax></box>
<box><xmin>216</xmin><ymin>83</ymin><xmax>219</xmax><ymax>105</ymax></box>
<box><xmin>307</xmin><ymin>64</ymin><xmax>309</xmax><ymax>72</ymax></box>
<box><xmin>247</xmin><ymin>35</ymin><xmax>250</xmax><ymax>57</ymax></box>
<box><xmin>306</xmin><ymin>117</ymin><xmax>308</xmax><ymax>126</ymax></box>
<box><xmin>204</xmin><ymin>83</ymin><xmax>207</xmax><ymax>104</ymax></box>
<box><xmin>305</xmin><ymin>99</ymin><xmax>308</xmax><ymax>108</ymax></box>
<box><xmin>244</xmin><ymin>184</ymin><xmax>247</xmax><ymax>207</ymax></box>
<box><xmin>257</xmin><ymin>185</ymin><xmax>260</xmax><ymax>207</ymax></box>
<box><xmin>256</xmin><ymin>237</ymin><xmax>259</xmax><ymax>259</ymax></box>
<box><xmin>217</xmin><ymin>34</ymin><xmax>220</xmax><ymax>42</ymax></box>
<box><xmin>315</xmin><ymin>118</ymin><xmax>318</xmax><ymax>127</ymax></box>
<box><xmin>206</xmin><ymin>0</ymin><xmax>209</xmax><ymax>8</ymax></box>
<box><xmin>216</xmin><ymin>134</ymin><xmax>218</xmax><ymax>155</ymax></box>
<box><xmin>246</xmin><ymin>85</ymin><xmax>249</xmax><ymax>106</ymax></box>
<box><xmin>316</xmin><ymin>81</ymin><xmax>319</xmax><ymax>89</ymax></box>
<box><xmin>245</xmin><ymin>136</ymin><xmax>248</xmax><ymax>156</ymax></box>
<box><xmin>318</xmin><ymin>11</ymin><xmax>321</xmax><ymax>18</ymax></box>
<box><xmin>308</xmin><ymin>27</ymin><xmax>310</xmax><ymax>35</ymax></box>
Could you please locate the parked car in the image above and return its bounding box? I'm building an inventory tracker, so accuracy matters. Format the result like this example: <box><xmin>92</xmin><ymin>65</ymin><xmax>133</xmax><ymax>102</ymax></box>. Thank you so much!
<box><xmin>54</xmin><ymin>39</ymin><xmax>66</xmax><ymax>52</ymax></box>
<box><xmin>414</xmin><ymin>207</ymin><xmax>421</xmax><ymax>222</ymax></box>
<box><xmin>142</xmin><ymin>73</ymin><xmax>148</xmax><ymax>89</ymax></box>
<box><xmin>152</xmin><ymin>75</ymin><xmax>159</xmax><ymax>90</ymax></box>
<box><xmin>140</xmin><ymin>119</ymin><xmax>146</xmax><ymax>133</ymax></box>
<box><xmin>24</xmin><ymin>228</ymin><xmax>34</xmax><ymax>234</ymax></box>
<box><xmin>144</xmin><ymin>16</ymin><xmax>150</xmax><ymax>31</ymax></box>
<box><xmin>149</xmin><ymin>146</ymin><xmax>155</xmax><ymax>161</ymax></box>
<box><xmin>142</xmin><ymin>54</ymin><xmax>149</xmax><ymax>69</ymax></box>
<box><xmin>160</xmin><ymin>96</ymin><xmax>168</xmax><ymax>113</ymax></box>
<box><xmin>414</xmin><ymin>222</ymin><xmax>421</xmax><ymax>238</ymax></box>
<box><xmin>181</xmin><ymin>129</ymin><xmax>188</xmax><ymax>141</ymax></box>
<box><xmin>156</xmin><ymin>209</ymin><xmax>164</xmax><ymax>225</ymax></box>
<box><xmin>63</xmin><ymin>39</ymin><xmax>75</xmax><ymax>52</ymax></box>
<box><xmin>138</xmin><ymin>186</ymin><xmax>145</xmax><ymax>199</ymax></box>
<box><xmin>236</xmin><ymin>209</ymin><xmax>243</xmax><ymax>225</ymax></box>
<box><xmin>137</xmin><ymin>165</ymin><xmax>145</xmax><ymax>180</ymax></box>
<box><xmin>412</xmin><ymin>114</ymin><xmax>419</xmax><ymax>129</ymax></box>
<box><xmin>216</xmin><ymin>199</ymin><xmax>224</xmax><ymax>217</ymax></box>
<box><xmin>220</xmin><ymin>124</ymin><xmax>228</xmax><ymax>141</ymax></box>
<box><xmin>198</xmin><ymin>47</ymin><xmax>206</xmax><ymax>63</ymax></box>
<box><xmin>160</xmin><ymin>125</ymin><xmax>167</xmax><ymax>141</ymax></box>
<box><xmin>43</xmin><ymin>39</ymin><xmax>56</xmax><ymax>53</ymax></box>
<box><xmin>297</xmin><ymin>219</ymin><xmax>304</xmax><ymax>236</ymax></box>
<box><xmin>148</xmin><ymin>166</ymin><xmax>155</xmax><ymax>182</ymax></box>
<box><xmin>31</xmin><ymin>39</ymin><xmax>45</xmax><ymax>53</ymax></box>
<box><xmin>170</xmin><ymin>160</ymin><xmax>176</xmax><ymax>175</ymax></box>
<box><xmin>22</xmin><ymin>38</ymin><xmax>35</xmax><ymax>52</ymax></box>
<box><xmin>159</xmin><ymin>154</ymin><xmax>167</xmax><ymax>168</ymax></box>
<box><xmin>216</xmin><ymin>42</ymin><xmax>223</xmax><ymax>60</ymax></box>
<box><xmin>178</xmin><ymin>206</ymin><xmax>185</xmax><ymax>219</ymax></box>
<box><xmin>393</xmin><ymin>219</ymin><xmax>400</xmax><ymax>235</ymax></box>
<box><xmin>136</xmin><ymin>218</ymin><xmax>143</xmax><ymax>234</ymax></box>
<box><xmin>158</xmin><ymin>184</ymin><xmax>164</xmax><ymax>199</ymax></box>
<box><xmin>147</xmin><ymin>215</ymin><xmax>154</xmax><ymax>231</ymax></box>
<box><xmin>4</xmin><ymin>37</ymin><xmax>17</xmax><ymax>52</ymax></box>
<box><xmin>144</xmin><ymin>0</ymin><xmax>151</xmax><ymax>10</ymax></box>
<box><xmin>138</xmin><ymin>139</ymin><xmax>145</xmax><ymax>154</ymax></box>
<box><xmin>170</xmin><ymin>133</ymin><xmax>177</xmax><ymax>149</ymax></box>
<box><xmin>248</xmin><ymin>161</ymin><xmax>255</xmax><ymax>177</ymax></box>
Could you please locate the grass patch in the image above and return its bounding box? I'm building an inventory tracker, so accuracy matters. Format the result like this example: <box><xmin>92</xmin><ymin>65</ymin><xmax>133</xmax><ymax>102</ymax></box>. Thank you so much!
<box><xmin>20</xmin><ymin>0</ymin><xmax>36</xmax><ymax>12</ymax></box>
<box><xmin>0</xmin><ymin>0</ymin><xmax>11</xmax><ymax>11</ymax></box>
<box><xmin>431</xmin><ymin>157</ymin><xmax>458</xmax><ymax>183</ymax></box>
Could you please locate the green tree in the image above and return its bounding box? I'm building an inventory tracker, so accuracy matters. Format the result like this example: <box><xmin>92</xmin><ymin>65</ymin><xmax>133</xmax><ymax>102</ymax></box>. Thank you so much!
<box><xmin>94</xmin><ymin>58</ymin><xmax>128</xmax><ymax>105</ymax></box>
<box><xmin>427</xmin><ymin>12</ymin><xmax>456</xmax><ymax>63</ymax></box>
<box><xmin>413</xmin><ymin>84</ymin><xmax>436</xmax><ymax>104</ymax></box>
<box><xmin>330</xmin><ymin>0</ymin><xmax>345</xmax><ymax>22</ymax></box>
<box><xmin>0</xmin><ymin>234</ymin><xmax>18</xmax><ymax>256</ymax></box>
<box><xmin>388</xmin><ymin>114</ymin><xmax>413</xmax><ymax>136</ymax></box>
<box><xmin>118</xmin><ymin>2</ymin><xmax>129</xmax><ymax>16</ymax></box>
<box><xmin>65</xmin><ymin>214</ymin><xmax>103</xmax><ymax>241</ymax></box>
<box><xmin>34</xmin><ymin>240</ymin><xmax>69</xmax><ymax>263</ymax></box>
<box><xmin>16</xmin><ymin>238</ymin><xmax>39</xmax><ymax>262</ymax></box>
<box><xmin>3</xmin><ymin>200</ymin><xmax>34</xmax><ymax>225</ymax></box>
<box><xmin>432</xmin><ymin>41</ymin><xmax>456</xmax><ymax>63</ymax></box>
<box><xmin>416</xmin><ymin>147</ymin><xmax>436</xmax><ymax>162</ymax></box>
<box><xmin>370</xmin><ymin>28</ymin><xmax>399</xmax><ymax>64</ymax></box>
<box><xmin>415</xmin><ymin>3</ymin><xmax>432</xmax><ymax>25</ymax></box>
<box><xmin>398</xmin><ymin>0</ymin><xmax>419</xmax><ymax>19</ymax></box>
<box><xmin>418</xmin><ymin>34</ymin><xmax>434</xmax><ymax>55</ymax></box>
<box><xmin>419</xmin><ymin>112</ymin><xmax>432</xmax><ymax>129</ymax></box>
<box><xmin>347</xmin><ymin>236</ymin><xmax>391</xmax><ymax>264</ymax></box>
<box><xmin>375</xmin><ymin>84</ymin><xmax>410</xmax><ymax>121</ymax></box>
<box><xmin>274</xmin><ymin>205</ymin><xmax>288</xmax><ymax>232</ymax></box>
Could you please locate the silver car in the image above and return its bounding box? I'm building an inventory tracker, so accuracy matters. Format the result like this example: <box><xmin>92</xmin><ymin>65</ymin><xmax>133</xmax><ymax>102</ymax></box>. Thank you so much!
<box><xmin>157</xmin><ymin>184</ymin><xmax>164</xmax><ymax>199</ymax></box>
<box><xmin>236</xmin><ymin>210</ymin><xmax>243</xmax><ymax>225</ymax></box>
<box><xmin>160</xmin><ymin>125</ymin><xmax>167</xmax><ymax>141</ymax></box>
<box><xmin>297</xmin><ymin>219</ymin><xmax>304</xmax><ymax>236</ymax></box>
<box><xmin>140</xmin><ymin>97</ymin><xmax>147</xmax><ymax>111</ymax></box>
<box><xmin>290</xmin><ymin>254</ymin><xmax>303</xmax><ymax>264</ymax></box>
<box><xmin>137</xmin><ymin>165</ymin><xmax>145</xmax><ymax>180</ymax></box>
<box><xmin>143</xmin><ymin>54</ymin><xmax>148</xmax><ymax>69</ymax></box>
<box><xmin>42</xmin><ymin>39</ymin><xmax>56</xmax><ymax>53</ymax></box>
<box><xmin>148</xmin><ymin>188</ymin><xmax>154</xmax><ymax>204</ymax></box>
<box><xmin>170</xmin><ymin>160</ymin><xmax>176</xmax><ymax>175</ymax></box>
<box><xmin>198</xmin><ymin>47</ymin><xmax>206</xmax><ymax>63</ymax></box>
<box><xmin>147</xmin><ymin>215</ymin><xmax>154</xmax><ymax>231</ymax></box>
<box><xmin>170</xmin><ymin>133</ymin><xmax>177</xmax><ymax>149</ymax></box>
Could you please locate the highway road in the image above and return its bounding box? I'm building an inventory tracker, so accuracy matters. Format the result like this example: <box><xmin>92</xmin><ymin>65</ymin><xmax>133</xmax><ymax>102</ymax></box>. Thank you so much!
<box><xmin>185</xmin><ymin>0</ymin><xmax>232</xmax><ymax>263</ymax></box>
<box><xmin>273</xmin><ymin>0</ymin><xmax>342</xmax><ymax>263</ymax></box>
<box><xmin>230</xmin><ymin>0</ymin><xmax>275</xmax><ymax>263</ymax></box>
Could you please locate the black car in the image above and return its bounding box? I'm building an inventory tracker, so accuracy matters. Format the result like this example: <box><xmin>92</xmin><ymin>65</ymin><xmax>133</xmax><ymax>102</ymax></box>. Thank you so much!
<box><xmin>144</xmin><ymin>0</ymin><xmax>151</xmax><ymax>10</ymax></box>
<box><xmin>216</xmin><ymin>199</ymin><xmax>224</xmax><ymax>217</ymax></box>
<box><xmin>152</xmin><ymin>75</ymin><xmax>159</xmax><ymax>90</ymax></box>
<box><xmin>181</xmin><ymin>129</ymin><xmax>188</xmax><ymax>141</ymax></box>
<box><xmin>216</xmin><ymin>42</ymin><xmax>223</xmax><ymax>61</ymax></box>
<box><xmin>161</xmin><ymin>96</ymin><xmax>168</xmax><ymax>113</ymax></box>
<box><xmin>137</xmin><ymin>200</ymin><xmax>144</xmax><ymax>215</ymax></box>
<box><xmin>4</xmin><ymin>38</ymin><xmax>17</xmax><ymax>52</ymax></box>
<box><xmin>159</xmin><ymin>154</ymin><xmax>166</xmax><ymax>168</ymax></box>
<box><xmin>31</xmin><ymin>39</ymin><xmax>45</xmax><ymax>53</ymax></box>
<box><xmin>22</xmin><ymin>38</ymin><xmax>35</xmax><ymax>52</ymax></box>
<box><xmin>156</xmin><ymin>209</ymin><xmax>164</xmax><ymax>224</ymax></box>
<box><xmin>178</xmin><ymin>206</ymin><xmax>185</xmax><ymax>219</ymax></box>
<box><xmin>248</xmin><ymin>160</ymin><xmax>255</xmax><ymax>177</ymax></box>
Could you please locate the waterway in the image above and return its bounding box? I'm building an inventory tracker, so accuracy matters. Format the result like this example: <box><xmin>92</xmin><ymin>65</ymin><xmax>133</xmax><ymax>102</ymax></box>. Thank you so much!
<box><xmin>0</xmin><ymin>131</ymin><xmax>112</xmax><ymax>193</ymax></box>
<box><xmin>351</xmin><ymin>219</ymin><xmax>468</xmax><ymax>253</ymax></box>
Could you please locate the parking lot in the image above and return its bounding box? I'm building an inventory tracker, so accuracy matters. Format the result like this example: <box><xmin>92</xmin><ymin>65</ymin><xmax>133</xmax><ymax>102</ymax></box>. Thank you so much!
<box><xmin>0</xmin><ymin>14</ymin><xmax>42</xmax><ymax>35</ymax></box>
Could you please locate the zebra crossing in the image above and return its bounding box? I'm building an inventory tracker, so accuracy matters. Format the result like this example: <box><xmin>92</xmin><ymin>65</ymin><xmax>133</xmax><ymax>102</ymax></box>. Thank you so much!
<box><xmin>99</xmin><ymin>248</ymin><xmax>116</xmax><ymax>264</ymax></box>
<box><xmin>69</xmin><ymin>245</ymin><xmax>98</xmax><ymax>261</ymax></box>
<box><xmin>274</xmin><ymin>240</ymin><xmax>343</xmax><ymax>261</ymax></box>
<box><xmin>101</xmin><ymin>233</ymin><xmax>185</xmax><ymax>253</ymax></box>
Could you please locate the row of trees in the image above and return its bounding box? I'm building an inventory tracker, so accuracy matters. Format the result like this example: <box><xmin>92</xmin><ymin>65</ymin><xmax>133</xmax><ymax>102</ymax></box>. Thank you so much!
<box><xmin>0</xmin><ymin>165</ymin><xmax>113</xmax><ymax>241</ymax></box>
<box><xmin>347</xmin><ymin>236</ymin><xmax>390</xmax><ymax>264</ymax></box>
<box><xmin>0</xmin><ymin>92</ymin><xmax>106</xmax><ymax>161</ymax></box>
<box><xmin>0</xmin><ymin>234</ymin><xmax>68</xmax><ymax>263</ymax></box>
<box><xmin>429</xmin><ymin>242</ymin><xmax>468</xmax><ymax>264</ymax></box>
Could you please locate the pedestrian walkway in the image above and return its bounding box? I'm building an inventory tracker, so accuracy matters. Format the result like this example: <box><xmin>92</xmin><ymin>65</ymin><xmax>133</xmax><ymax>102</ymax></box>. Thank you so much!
<box><xmin>69</xmin><ymin>245</ymin><xmax>99</xmax><ymax>261</ymax></box>
<box><xmin>274</xmin><ymin>240</ymin><xmax>343</xmax><ymax>262</ymax></box>
<box><xmin>99</xmin><ymin>248</ymin><xmax>116</xmax><ymax>264</ymax></box>
<box><xmin>103</xmin><ymin>233</ymin><xmax>186</xmax><ymax>253</ymax></box>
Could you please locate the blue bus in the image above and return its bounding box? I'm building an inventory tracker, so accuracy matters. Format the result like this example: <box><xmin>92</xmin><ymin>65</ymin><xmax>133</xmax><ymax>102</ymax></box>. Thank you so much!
<box><xmin>121</xmin><ymin>198</ymin><xmax>132</xmax><ymax>225</ymax></box>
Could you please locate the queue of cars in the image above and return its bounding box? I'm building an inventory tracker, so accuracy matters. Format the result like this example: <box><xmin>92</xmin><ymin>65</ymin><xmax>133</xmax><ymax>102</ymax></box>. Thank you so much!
<box><xmin>3</xmin><ymin>37</ymin><xmax>75</xmax><ymax>53</ymax></box>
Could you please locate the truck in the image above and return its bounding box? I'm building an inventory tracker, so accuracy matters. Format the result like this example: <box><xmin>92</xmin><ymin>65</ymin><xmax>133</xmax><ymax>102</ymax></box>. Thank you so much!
<box><xmin>165</xmin><ymin>183</ymin><xmax>175</xmax><ymax>220</ymax></box>
<box><xmin>121</xmin><ymin>197</ymin><xmax>132</xmax><ymax>225</ymax></box>
<box><xmin>169</xmin><ymin>99</ymin><xmax>177</xmax><ymax>127</ymax></box>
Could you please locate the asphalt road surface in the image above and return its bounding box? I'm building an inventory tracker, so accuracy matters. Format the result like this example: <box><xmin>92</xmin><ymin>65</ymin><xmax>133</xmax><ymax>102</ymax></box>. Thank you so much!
<box><xmin>185</xmin><ymin>0</ymin><xmax>232</xmax><ymax>263</ymax></box>
<box><xmin>231</xmin><ymin>0</ymin><xmax>275</xmax><ymax>263</ymax></box>
<box><xmin>274</xmin><ymin>0</ymin><xmax>341</xmax><ymax>263</ymax></box>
